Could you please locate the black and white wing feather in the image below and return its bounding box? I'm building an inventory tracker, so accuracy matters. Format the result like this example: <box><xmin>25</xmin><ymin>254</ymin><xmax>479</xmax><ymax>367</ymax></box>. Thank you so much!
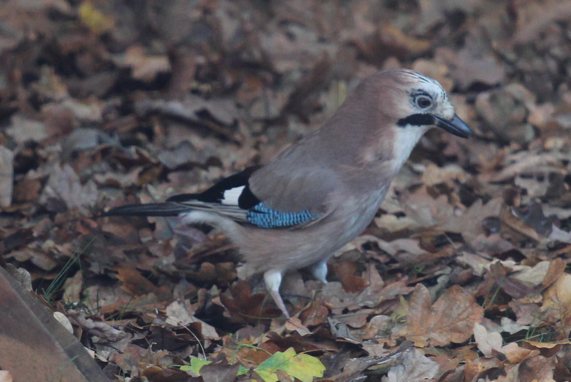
<box><xmin>105</xmin><ymin>166</ymin><xmax>332</xmax><ymax>229</ymax></box>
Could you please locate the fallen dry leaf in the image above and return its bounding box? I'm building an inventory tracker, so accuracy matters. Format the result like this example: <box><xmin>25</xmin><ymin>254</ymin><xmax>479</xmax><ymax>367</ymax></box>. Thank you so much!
<box><xmin>118</xmin><ymin>46</ymin><xmax>171</xmax><ymax>82</ymax></box>
<box><xmin>0</xmin><ymin>146</ymin><xmax>14</xmax><ymax>207</ymax></box>
<box><xmin>440</xmin><ymin>44</ymin><xmax>506</xmax><ymax>90</ymax></box>
<box><xmin>377</xmin><ymin>24</ymin><xmax>431</xmax><ymax>56</ymax></box>
<box><xmin>2</xmin><ymin>1</ymin><xmax>571</xmax><ymax>380</ymax></box>
<box><xmin>441</xmin><ymin>198</ymin><xmax>503</xmax><ymax>243</ymax></box>
<box><xmin>499</xmin><ymin>317</ymin><xmax>530</xmax><ymax>335</ymax></box>
<box><xmin>39</xmin><ymin>164</ymin><xmax>98</xmax><ymax>212</ymax></box>
<box><xmin>512</xmin><ymin>355</ymin><xmax>555</xmax><ymax>382</ymax></box>
<box><xmin>6</xmin><ymin>115</ymin><xmax>48</xmax><ymax>145</ymax></box>
<box><xmin>400</xmin><ymin>186</ymin><xmax>454</xmax><ymax>228</ymax></box>
<box><xmin>406</xmin><ymin>284</ymin><xmax>483</xmax><ymax>347</ymax></box>
<box><xmin>116</xmin><ymin>267</ymin><xmax>161</xmax><ymax>296</ymax></box>
<box><xmin>513</xmin><ymin>0</ymin><xmax>571</xmax><ymax>44</ymax></box>
<box><xmin>165</xmin><ymin>300</ymin><xmax>220</xmax><ymax>341</ymax></box>
<box><xmin>511</xmin><ymin>261</ymin><xmax>550</xmax><ymax>287</ymax></box>
<box><xmin>331</xmin><ymin>260</ymin><xmax>368</xmax><ymax>293</ymax></box>
<box><xmin>474</xmin><ymin>323</ymin><xmax>503</xmax><ymax>357</ymax></box>
<box><xmin>541</xmin><ymin>273</ymin><xmax>571</xmax><ymax>333</ymax></box>
<box><xmin>501</xmin><ymin>343</ymin><xmax>539</xmax><ymax>364</ymax></box>
<box><xmin>525</xmin><ymin>339</ymin><xmax>571</xmax><ymax>349</ymax></box>
<box><xmin>352</xmin><ymin>235</ymin><xmax>426</xmax><ymax>257</ymax></box>
<box><xmin>549</xmin><ymin>225</ymin><xmax>571</xmax><ymax>244</ymax></box>
<box><xmin>382</xmin><ymin>348</ymin><xmax>439</xmax><ymax>382</ymax></box>
<box><xmin>542</xmin><ymin>274</ymin><xmax>571</xmax><ymax>312</ymax></box>
<box><xmin>420</xmin><ymin>163</ymin><xmax>467</xmax><ymax>186</ymax></box>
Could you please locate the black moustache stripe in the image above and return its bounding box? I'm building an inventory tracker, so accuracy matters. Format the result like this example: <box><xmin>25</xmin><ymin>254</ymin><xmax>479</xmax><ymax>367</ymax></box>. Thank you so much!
<box><xmin>397</xmin><ymin>113</ymin><xmax>435</xmax><ymax>127</ymax></box>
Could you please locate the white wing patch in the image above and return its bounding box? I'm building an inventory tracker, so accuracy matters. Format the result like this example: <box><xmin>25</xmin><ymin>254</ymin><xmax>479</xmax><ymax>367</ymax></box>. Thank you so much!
<box><xmin>221</xmin><ymin>186</ymin><xmax>245</xmax><ymax>205</ymax></box>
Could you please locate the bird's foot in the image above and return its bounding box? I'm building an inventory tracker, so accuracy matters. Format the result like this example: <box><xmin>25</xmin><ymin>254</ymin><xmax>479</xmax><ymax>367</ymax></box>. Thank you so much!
<box><xmin>310</xmin><ymin>260</ymin><xmax>328</xmax><ymax>284</ymax></box>
<box><xmin>264</xmin><ymin>269</ymin><xmax>289</xmax><ymax>318</ymax></box>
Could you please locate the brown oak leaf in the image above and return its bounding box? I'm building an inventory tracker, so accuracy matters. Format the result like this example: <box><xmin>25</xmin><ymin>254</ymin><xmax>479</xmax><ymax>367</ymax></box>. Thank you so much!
<box><xmin>406</xmin><ymin>284</ymin><xmax>483</xmax><ymax>347</ymax></box>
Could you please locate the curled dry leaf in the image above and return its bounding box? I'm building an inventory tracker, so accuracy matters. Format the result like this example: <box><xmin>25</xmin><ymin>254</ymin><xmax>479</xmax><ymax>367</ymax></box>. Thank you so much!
<box><xmin>474</xmin><ymin>323</ymin><xmax>503</xmax><ymax>357</ymax></box>
<box><xmin>511</xmin><ymin>261</ymin><xmax>550</xmax><ymax>287</ymax></box>
<box><xmin>331</xmin><ymin>260</ymin><xmax>368</xmax><ymax>293</ymax></box>
<box><xmin>118</xmin><ymin>46</ymin><xmax>171</xmax><ymax>82</ymax></box>
<box><xmin>500</xmin><ymin>205</ymin><xmax>542</xmax><ymax>242</ymax></box>
<box><xmin>382</xmin><ymin>348</ymin><xmax>439</xmax><ymax>382</ymax></box>
<box><xmin>457</xmin><ymin>252</ymin><xmax>492</xmax><ymax>277</ymax></box>
<box><xmin>525</xmin><ymin>339</ymin><xmax>571</xmax><ymax>349</ymax></box>
<box><xmin>75</xmin><ymin>314</ymin><xmax>128</xmax><ymax>342</ymax></box>
<box><xmin>499</xmin><ymin>317</ymin><xmax>530</xmax><ymax>335</ymax></box>
<box><xmin>473</xmin><ymin>322</ymin><xmax>538</xmax><ymax>364</ymax></box>
<box><xmin>374</xmin><ymin>213</ymin><xmax>419</xmax><ymax>233</ymax></box>
<box><xmin>165</xmin><ymin>301</ymin><xmax>220</xmax><ymax>341</ymax></box>
<box><xmin>284</xmin><ymin>317</ymin><xmax>311</xmax><ymax>336</ymax></box>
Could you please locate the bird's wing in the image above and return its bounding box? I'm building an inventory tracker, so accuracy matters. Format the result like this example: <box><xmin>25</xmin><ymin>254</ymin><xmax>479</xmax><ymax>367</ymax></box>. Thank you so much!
<box><xmin>167</xmin><ymin>164</ymin><xmax>339</xmax><ymax>229</ymax></box>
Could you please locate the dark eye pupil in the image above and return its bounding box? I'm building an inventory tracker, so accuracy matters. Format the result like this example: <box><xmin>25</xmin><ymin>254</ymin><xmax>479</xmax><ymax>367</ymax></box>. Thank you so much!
<box><xmin>417</xmin><ymin>97</ymin><xmax>431</xmax><ymax>108</ymax></box>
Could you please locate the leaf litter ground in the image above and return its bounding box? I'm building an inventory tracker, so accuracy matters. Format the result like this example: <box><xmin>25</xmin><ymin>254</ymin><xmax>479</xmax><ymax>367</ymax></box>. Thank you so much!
<box><xmin>1</xmin><ymin>0</ymin><xmax>571</xmax><ymax>381</ymax></box>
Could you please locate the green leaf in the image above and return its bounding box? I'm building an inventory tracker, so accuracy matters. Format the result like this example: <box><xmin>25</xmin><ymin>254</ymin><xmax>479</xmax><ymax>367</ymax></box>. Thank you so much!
<box><xmin>180</xmin><ymin>356</ymin><xmax>211</xmax><ymax>376</ymax></box>
<box><xmin>254</xmin><ymin>348</ymin><xmax>325</xmax><ymax>382</ymax></box>
<box><xmin>78</xmin><ymin>2</ymin><xmax>114</xmax><ymax>34</ymax></box>
<box><xmin>237</xmin><ymin>364</ymin><xmax>249</xmax><ymax>376</ymax></box>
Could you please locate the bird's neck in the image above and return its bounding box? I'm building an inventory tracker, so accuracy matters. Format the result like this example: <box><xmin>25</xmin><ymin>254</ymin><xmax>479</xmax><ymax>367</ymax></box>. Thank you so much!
<box><xmin>387</xmin><ymin>124</ymin><xmax>428</xmax><ymax>173</ymax></box>
<box><xmin>337</xmin><ymin>123</ymin><xmax>427</xmax><ymax>195</ymax></box>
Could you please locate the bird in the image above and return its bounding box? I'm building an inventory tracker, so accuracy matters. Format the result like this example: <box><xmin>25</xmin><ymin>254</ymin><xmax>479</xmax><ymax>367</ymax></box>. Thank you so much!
<box><xmin>105</xmin><ymin>69</ymin><xmax>472</xmax><ymax>318</ymax></box>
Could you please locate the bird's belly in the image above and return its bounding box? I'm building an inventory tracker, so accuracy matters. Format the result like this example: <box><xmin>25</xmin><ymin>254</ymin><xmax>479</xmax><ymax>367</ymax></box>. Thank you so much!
<box><xmin>237</xmin><ymin>186</ymin><xmax>388</xmax><ymax>273</ymax></box>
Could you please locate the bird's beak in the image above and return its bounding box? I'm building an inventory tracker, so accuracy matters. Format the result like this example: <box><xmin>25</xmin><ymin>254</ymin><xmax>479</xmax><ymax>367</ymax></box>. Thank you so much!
<box><xmin>433</xmin><ymin>114</ymin><xmax>472</xmax><ymax>138</ymax></box>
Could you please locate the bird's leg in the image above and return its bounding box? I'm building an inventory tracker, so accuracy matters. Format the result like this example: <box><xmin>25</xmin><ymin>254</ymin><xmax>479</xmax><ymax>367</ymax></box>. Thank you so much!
<box><xmin>263</xmin><ymin>269</ymin><xmax>289</xmax><ymax>318</ymax></box>
<box><xmin>310</xmin><ymin>259</ymin><xmax>328</xmax><ymax>284</ymax></box>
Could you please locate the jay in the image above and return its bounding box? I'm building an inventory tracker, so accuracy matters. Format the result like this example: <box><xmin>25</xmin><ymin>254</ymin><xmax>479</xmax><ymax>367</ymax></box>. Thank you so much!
<box><xmin>106</xmin><ymin>69</ymin><xmax>472</xmax><ymax>317</ymax></box>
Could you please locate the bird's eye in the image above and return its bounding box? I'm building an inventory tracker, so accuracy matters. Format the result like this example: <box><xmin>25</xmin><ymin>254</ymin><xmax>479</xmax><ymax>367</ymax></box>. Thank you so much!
<box><xmin>415</xmin><ymin>95</ymin><xmax>433</xmax><ymax>109</ymax></box>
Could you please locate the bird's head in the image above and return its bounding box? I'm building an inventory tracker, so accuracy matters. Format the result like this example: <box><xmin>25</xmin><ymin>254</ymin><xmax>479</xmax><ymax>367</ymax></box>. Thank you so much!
<box><xmin>352</xmin><ymin>69</ymin><xmax>473</xmax><ymax>171</ymax></box>
<box><xmin>380</xmin><ymin>69</ymin><xmax>472</xmax><ymax>139</ymax></box>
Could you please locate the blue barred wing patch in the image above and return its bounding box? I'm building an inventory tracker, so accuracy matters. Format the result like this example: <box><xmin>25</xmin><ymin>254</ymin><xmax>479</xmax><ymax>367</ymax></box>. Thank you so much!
<box><xmin>246</xmin><ymin>202</ymin><xmax>316</xmax><ymax>228</ymax></box>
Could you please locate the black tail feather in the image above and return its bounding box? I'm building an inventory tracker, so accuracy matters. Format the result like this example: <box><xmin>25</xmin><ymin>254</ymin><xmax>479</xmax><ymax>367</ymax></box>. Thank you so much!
<box><xmin>103</xmin><ymin>203</ymin><xmax>192</xmax><ymax>217</ymax></box>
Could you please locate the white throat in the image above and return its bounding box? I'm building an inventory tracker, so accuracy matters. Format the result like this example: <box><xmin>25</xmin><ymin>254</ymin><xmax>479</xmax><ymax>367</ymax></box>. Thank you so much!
<box><xmin>390</xmin><ymin>125</ymin><xmax>428</xmax><ymax>172</ymax></box>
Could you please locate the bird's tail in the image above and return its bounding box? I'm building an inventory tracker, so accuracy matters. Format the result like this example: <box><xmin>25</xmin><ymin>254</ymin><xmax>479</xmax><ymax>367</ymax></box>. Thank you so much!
<box><xmin>103</xmin><ymin>203</ymin><xmax>192</xmax><ymax>217</ymax></box>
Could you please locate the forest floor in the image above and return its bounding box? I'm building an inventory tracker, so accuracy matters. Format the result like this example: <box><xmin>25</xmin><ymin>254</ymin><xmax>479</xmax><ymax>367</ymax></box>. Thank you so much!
<box><xmin>1</xmin><ymin>0</ymin><xmax>571</xmax><ymax>381</ymax></box>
